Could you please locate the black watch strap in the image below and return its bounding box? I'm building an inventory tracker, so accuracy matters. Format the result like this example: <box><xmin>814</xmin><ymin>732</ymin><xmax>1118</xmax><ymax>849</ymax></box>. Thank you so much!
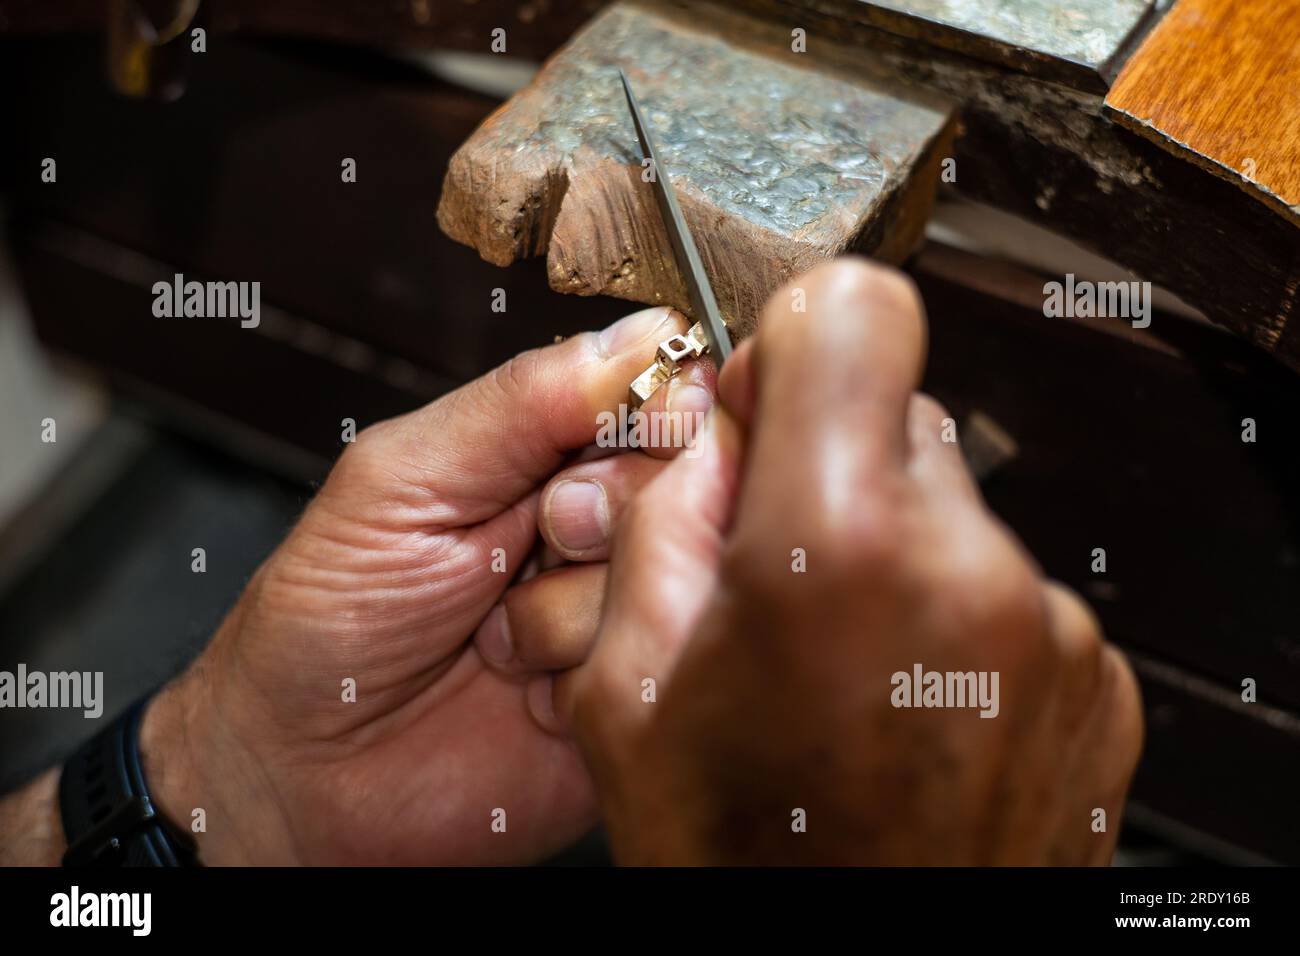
<box><xmin>59</xmin><ymin>698</ymin><xmax>199</xmax><ymax>867</ymax></box>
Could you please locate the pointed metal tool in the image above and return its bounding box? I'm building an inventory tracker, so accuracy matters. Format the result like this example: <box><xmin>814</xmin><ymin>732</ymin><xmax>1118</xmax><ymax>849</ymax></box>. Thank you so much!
<box><xmin>619</xmin><ymin>68</ymin><xmax>732</xmax><ymax>371</ymax></box>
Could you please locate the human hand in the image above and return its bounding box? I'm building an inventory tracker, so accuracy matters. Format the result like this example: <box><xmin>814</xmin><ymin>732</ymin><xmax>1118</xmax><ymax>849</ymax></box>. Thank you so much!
<box><xmin>138</xmin><ymin>305</ymin><xmax>714</xmax><ymax>865</ymax></box>
<box><xmin>558</xmin><ymin>259</ymin><xmax>1144</xmax><ymax>864</ymax></box>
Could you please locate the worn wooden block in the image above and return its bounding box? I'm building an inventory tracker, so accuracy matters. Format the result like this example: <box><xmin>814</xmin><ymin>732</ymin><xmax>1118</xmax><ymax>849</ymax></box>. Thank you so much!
<box><xmin>437</xmin><ymin>1</ymin><xmax>953</xmax><ymax>338</ymax></box>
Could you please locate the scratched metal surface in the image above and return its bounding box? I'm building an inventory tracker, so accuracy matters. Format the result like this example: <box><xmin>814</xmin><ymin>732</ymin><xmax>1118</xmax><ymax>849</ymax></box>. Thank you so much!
<box><xmin>437</xmin><ymin>1</ymin><xmax>951</xmax><ymax>330</ymax></box>
<box><xmin>865</xmin><ymin>0</ymin><xmax>1154</xmax><ymax>65</ymax></box>
<box><xmin>756</xmin><ymin>0</ymin><xmax>1159</xmax><ymax>89</ymax></box>
<box><xmin>513</xmin><ymin>4</ymin><xmax>946</xmax><ymax>240</ymax></box>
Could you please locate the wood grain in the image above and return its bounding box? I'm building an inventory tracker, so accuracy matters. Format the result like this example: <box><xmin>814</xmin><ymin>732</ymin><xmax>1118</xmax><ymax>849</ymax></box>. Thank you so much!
<box><xmin>697</xmin><ymin>0</ymin><xmax>1300</xmax><ymax>368</ymax></box>
<box><xmin>1106</xmin><ymin>0</ymin><xmax>1300</xmax><ymax>217</ymax></box>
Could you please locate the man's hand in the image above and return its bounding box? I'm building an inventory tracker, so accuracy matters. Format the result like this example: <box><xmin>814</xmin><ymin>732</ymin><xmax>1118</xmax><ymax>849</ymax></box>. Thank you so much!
<box><xmin>557</xmin><ymin>259</ymin><xmax>1144</xmax><ymax>864</ymax></box>
<box><xmin>137</xmin><ymin>305</ymin><xmax>714</xmax><ymax>865</ymax></box>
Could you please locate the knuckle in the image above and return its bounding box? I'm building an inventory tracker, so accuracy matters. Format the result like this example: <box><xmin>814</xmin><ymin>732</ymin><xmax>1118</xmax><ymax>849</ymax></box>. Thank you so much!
<box><xmin>723</xmin><ymin>489</ymin><xmax>911</xmax><ymax>600</ymax></box>
<box><xmin>910</xmin><ymin>393</ymin><xmax>951</xmax><ymax>434</ymax></box>
<box><xmin>987</xmin><ymin>566</ymin><xmax>1047</xmax><ymax>637</ymax></box>
<box><xmin>1071</xmin><ymin>622</ymin><xmax>1105</xmax><ymax>681</ymax></box>
<box><xmin>1044</xmin><ymin>582</ymin><xmax>1107</xmax><ymax>729</ymax></box>
<box><xmin>817</xmin><ymin>494</ymin><xmax>909</xmax><ymax>577</ymax></box>
<box><xmin>491</xmin><ymin>347</ymin><xmax>544</xmax><ymax>405</ymax></box>
<box><xmin>1104</xmin><ymin>646</ymin><xmax>1146</xmax><ymax>762</ymax></box>
<box><xmin>1050</xmin><ymin>583</ymin><xmax>1105</xmax><ymax>664</ymax></box>
<box><xmin>940</xmin><ymin>539</ymin><xmax>1048</xmax><ymax>657</ymax></box>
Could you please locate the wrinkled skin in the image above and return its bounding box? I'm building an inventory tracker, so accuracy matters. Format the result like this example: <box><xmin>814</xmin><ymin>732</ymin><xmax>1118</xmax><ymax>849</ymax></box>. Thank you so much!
<box><xmin>125</xmin><ymin>258</ymin><xmax>1143</xmax><ymax>867</ymax></box>
<box><xmin>140</xmin><ymin>305</ymin><xmax>710</xmax><ymax>865</ymax></box>
<box><xmin>556</xmin><ymin>259</ymin><xmax>1144</xmax><ymax>864</ymax></box>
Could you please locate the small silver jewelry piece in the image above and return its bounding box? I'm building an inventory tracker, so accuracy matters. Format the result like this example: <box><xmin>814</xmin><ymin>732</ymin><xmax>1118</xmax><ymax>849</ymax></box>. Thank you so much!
<box><xmin>629</xmin><ymin>320</ymin><xmax>709</xmax><ymax>407</ymax></box>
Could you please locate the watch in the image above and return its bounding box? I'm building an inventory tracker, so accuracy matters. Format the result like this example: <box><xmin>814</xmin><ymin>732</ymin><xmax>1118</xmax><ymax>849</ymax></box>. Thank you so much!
<box><xmin>59</xmin><ymin>697</ymin><xmax>199</xmax><ymax>866</ymax></box>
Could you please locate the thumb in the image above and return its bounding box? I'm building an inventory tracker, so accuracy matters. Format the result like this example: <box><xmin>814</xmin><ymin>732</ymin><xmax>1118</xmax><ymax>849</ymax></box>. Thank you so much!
<box><xmin>558</xmin><ymin>405</ymin><xmax>745</xmax><ymax>732</ymax></box>
<box><xmin>335</xmin><ymin>306</ymin><xmax>689</xmax><ymax>524</ymax></box>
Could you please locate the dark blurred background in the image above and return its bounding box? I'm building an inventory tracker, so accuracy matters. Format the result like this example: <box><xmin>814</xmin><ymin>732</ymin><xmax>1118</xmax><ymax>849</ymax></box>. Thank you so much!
<box><xmin>1</xmin><ymin>7</ymin><xmax>1297</xmax><ymax>866</ymax></box>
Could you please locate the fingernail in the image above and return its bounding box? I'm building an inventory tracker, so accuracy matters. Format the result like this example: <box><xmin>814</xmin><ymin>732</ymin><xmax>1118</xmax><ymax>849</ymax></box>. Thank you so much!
<box><xmin>545</xmin><ymin>480</ymin><xmax>609</xmax><ymax>555</ymax></box>
<box><xmin>598</xmin><ymin>307</ymin><xmax>681</xmax><ymax>357</ymax></box>
<box><xmin>668</xmin><ymin>382</ymin><xmax>714</xmax><ymax>419</ymax></box>
<box><xmin>476</xmin><ymin>604</ymin><xmax>512</xmax><ymax>666</ymax></box>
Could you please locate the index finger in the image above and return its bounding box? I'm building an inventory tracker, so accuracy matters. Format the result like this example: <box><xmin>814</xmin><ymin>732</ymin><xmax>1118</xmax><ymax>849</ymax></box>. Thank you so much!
<box><xmin>733</xmin><ymin>258</ymin><xmax>927</xmax><ymax>517</ymax></box>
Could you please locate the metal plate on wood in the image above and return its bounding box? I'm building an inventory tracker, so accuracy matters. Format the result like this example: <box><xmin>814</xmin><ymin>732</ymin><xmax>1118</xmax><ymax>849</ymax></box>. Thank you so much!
<box><xmin>437</xmin><ymin>1</ymin><xmax>953</xmax><ymax>338</ymax></box>
<box><xmin>753</xmin><ymin>0</ymin><xmax>1160</xmax><ymax>91</ymax></box>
